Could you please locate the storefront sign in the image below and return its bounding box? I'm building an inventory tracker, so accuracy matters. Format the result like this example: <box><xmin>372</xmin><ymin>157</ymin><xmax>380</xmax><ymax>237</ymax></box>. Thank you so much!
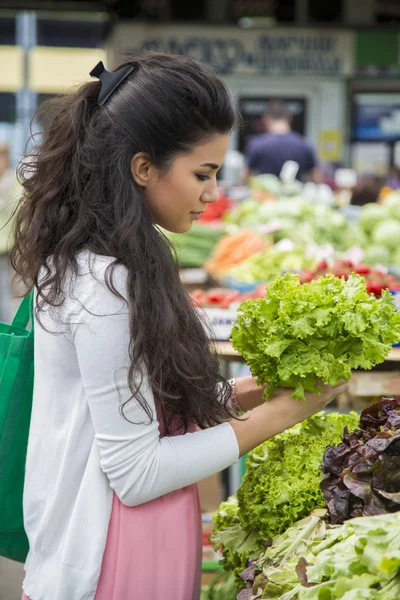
<box><xmin>109</xmin><ymin>25</ymin><xmax>354</xmax><ymax>76</ymax></box>
<box><xmin>319</xmin><ymin>130</ymin><xmax>342</xmax><ymax>161</ymax></box>
<box><xmin>352</xmin><ymin>93</ymin><xmax>400</xmax><ymax>140</ymax></box>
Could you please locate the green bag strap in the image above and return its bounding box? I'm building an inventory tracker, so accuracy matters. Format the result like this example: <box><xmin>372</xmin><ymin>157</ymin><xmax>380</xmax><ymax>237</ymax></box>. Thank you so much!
<box><xmin>12</xmin><ymin>290</ymin><xmax>34</xmax><ymax>334</ymax></box>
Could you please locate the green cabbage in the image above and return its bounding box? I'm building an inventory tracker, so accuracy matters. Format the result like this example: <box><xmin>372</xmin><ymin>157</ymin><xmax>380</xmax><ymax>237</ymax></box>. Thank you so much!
<box><xmin>364</xmin><ymin>244</ymin><xmax>391</xmax><ymax>266</ymax></box>
<box><xmin>360</xmin><ymin>203</ymin><xmax>388</xmax><ymax>235</ymax></box>
<box><xmin>383</xmin><ymin>190</ymin><xmax>400</xmax><ymax>219</ymax></box>
<box><xmin>391</xmin><ymin>247</ymin><xmax>400</xmax><ymax>266</ymax></box>
<box><xmin>249</xmin><ymin>174</ymin><xmax>282</xmax><ymax>196</ymax></box>
<box><xmin>372</xmin><ymin>219</ymin><xmax>400</xmax><ymax>249</ymax></box>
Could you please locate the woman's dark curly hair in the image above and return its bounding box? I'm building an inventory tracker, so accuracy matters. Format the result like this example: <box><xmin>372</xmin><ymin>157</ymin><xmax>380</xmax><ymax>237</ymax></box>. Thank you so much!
<box><xmin>10</xmin><ymin>52</ymin><xmax>238</xmax><ymax>434</ymax></box>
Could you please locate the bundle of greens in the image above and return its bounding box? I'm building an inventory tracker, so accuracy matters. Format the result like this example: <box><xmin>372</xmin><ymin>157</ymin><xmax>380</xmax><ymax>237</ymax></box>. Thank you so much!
<box><xmin>211</xmin><ymin>497</ymin><xmax>266</xmax><ymax>583</ymax></box>
<box><xmin>237</xmin><ymin>510</ymin><xmax>400</xmax><ymax>600</ymax></box>
<box><xmin>237</xmin><ymin>510</ymin><xmax>330</xmax><ymax>600</ymax></box>
<box><xmin>297</xmin><ymin>511</ymin><xmax>400</xmax><ymax>599</ymax></box>
<box><xmin>236</xmin><ymin>412</ymin><xmax>359</xmax><ymax>544</ymax></box>
<box><xmin>321</xmin><ymin>397</ymin><xmax>400</xmax><ymax>524</ymax></box>
<box><xmin>231</xmin><ymin>273</ymin><xmax>400</xmax><ymax>401</ymax></box>
<box><xmin>200</xmin><ymin>571</ymin><xmax>237</xmax><ymax>600</ymax></box>
<box><xmin>212</xmin><ymin>496</ymin><xmax>240</xmax><ymax>531</ymax></box>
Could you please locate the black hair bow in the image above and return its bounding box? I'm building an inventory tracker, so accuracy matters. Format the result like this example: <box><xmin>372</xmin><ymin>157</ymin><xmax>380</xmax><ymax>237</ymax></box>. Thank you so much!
<box><xmin>89</xmin><ymin>61</ymin><xmax>134</xmax><ymax>106</ymax></box>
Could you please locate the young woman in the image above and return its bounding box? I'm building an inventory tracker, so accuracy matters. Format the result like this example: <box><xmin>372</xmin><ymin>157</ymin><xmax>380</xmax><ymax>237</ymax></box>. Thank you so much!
<box><xmin>13</xmin><ymin>53</ymin><xmax>347</xmax><ymax>600</ymax></box>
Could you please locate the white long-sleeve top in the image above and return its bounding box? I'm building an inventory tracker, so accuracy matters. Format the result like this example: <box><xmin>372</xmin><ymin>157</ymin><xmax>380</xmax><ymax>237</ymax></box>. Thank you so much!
<box><xmin>22</xmin><ymin>249</ymin><xmax>239</xmax><ymax>600</ymax></box>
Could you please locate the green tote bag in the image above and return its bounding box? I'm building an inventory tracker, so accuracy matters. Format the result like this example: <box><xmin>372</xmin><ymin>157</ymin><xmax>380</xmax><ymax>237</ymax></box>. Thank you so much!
<box><xmin>0</xmin><ymin>291</ymin><xmax>34</xmax><ymax>563</ymax></box>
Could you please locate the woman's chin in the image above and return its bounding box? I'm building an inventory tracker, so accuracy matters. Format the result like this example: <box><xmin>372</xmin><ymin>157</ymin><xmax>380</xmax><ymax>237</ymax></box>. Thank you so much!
<box><xmin>160</xmin><ymin>220</ymin><xmax>193</xmax><ymax>235</ymax></box>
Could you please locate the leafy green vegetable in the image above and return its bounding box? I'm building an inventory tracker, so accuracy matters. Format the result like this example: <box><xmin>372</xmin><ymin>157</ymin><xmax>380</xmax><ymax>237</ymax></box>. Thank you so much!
<box><xmin>237</xmin><ymin>510</ymin><xmax>330</xmax><ymax>600</ymax></box>
<box><xmin>360</xmin><ymin>203</ymin><xmax>388</xmax><ymax>235</ymax></box>
<box><xmin>226</xmin><ymin>248</ymin><xmax>314</xmax><ymax>284</ymax></box>
<box><xmin>211</xmin><ymin>522</ymin><xmax>265</xmax><ymax>579</ymax></box>
<box><xmin>236</xmin><ymin>412</ymin><xmax>359</xmax><ymax>543</ymax></box>
<box><xmin>238</xmin><ymin>510</ymin><xmax>400</xmax><ymax>599</ymax></box>
<box><xmin>372</xmin><ymin>219</ymin><xmax>400</xmax><ymax>249</ymax></box>
<box><xmin>200</xmin><ymin>571</ymin><xmax>237</xmax><ymax>600</ymax></box>
<box><xmin>163</xmin><ymin>223</ymin><xmax>225</xmax><ymax>267</ymax></box>
<box><xmin>321</xmin><ymin>397</ymin><xmax>400</xmax><ymax>524</ymax></box>
<box><xmin>212</xmin><ymin>496</ymin><xmax>240</xmax><ymax>531</ymax></box>
<box><xmin>249</xmin><ymin>174</ymin><xmax>283</xmax><ymax>196</ymax></box>
<box><xmin>364</xmin><ymin>244</ymin><xmax>391</xmax><ymax>267</ymax></box>
<box><xmin>383</xmin><ymin>190</ymin><xmax>400</xmax><ymax>220</ymax></box>
<box><xmin>224</xmin><ymin>198</ymin><xmax>365</xmax><ymax>252</ymax></box>
<box><xmin>298</xmin><ymin>511</ymin><xmax>400</xmax><ymax>599</ymax></box>
<box><xmin>231</xmin><ymin>273</ymin><xmax>400</xmax><ymax>401</ymax></box>
<box><xmin>211</xmin><ymin>496</ymin><xmax>266</xmax><ymax>591</ymax></box>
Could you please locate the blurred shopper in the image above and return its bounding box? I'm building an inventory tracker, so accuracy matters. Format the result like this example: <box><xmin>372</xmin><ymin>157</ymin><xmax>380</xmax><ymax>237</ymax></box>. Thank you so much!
<box><xmin>387</xmin><ymin>166</ymin><xmax>400</xmax><ymax>190</ymax></box>
<box><xmin>0</xmin><ymin>144</ymin><xmax>25</xmax><ymax>322</ymax></box>
<box><xmin>350</xmin><ymin>175</ymin><xmax>381</xmax><ymax>206</ymax></box>
<box><xmin>243</xmin><ymin>100</ymin><xmax>321</xmax><ymax>182</ymax></box>
<box><xmin>13</xmin><ymin>54</ymin><xmax>347</xmax><ymax>600</ymax></box>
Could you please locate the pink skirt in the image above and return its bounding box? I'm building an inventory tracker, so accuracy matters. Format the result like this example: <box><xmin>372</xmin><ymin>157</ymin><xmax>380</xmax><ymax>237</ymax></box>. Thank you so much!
<box><xmin>22</xmin><ymin>483</ymin><xmax>202</xmax><ymax>600</ymax></box>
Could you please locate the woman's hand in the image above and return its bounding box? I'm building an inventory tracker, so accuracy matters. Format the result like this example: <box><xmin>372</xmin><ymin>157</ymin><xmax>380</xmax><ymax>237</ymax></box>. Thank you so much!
<box><xmin>230</xmin><ymin>380</ymin><xmax>349</xmax><ymax>457</ymax></box>
<box><xmin>234</xmin><ymin>376</ymin><xmax>348</xmax><ymax>414</ymax></box>
<box><xmin>234</xmin><ymin>376</ymin><xmax>267</xmax><ymax>412</ymax></box>
<box><xmin>270</xmin><ymin>380</ymin><xmax>349</xmax><ymax>426</ymax></box>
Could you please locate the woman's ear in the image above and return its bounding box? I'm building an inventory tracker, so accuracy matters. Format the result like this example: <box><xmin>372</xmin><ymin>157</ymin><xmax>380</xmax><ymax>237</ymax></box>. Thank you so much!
<box><xmin>130</xmin><ymin>152</ymin><xmax>152</xmax><ymax>187</ymax></box>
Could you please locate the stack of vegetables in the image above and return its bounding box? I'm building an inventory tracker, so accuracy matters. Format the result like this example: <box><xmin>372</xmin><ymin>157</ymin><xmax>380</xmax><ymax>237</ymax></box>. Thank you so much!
<box><xmin>163</xmin><ymin>223</ymin><xmax>226</xmax><ymax>268</ymax></box>
<box><xmin>210</xmin><ymin>274</ymin><xmax>400</xmax><ymax>598</ymax></box>
<box><xmin>224</xmin><ymin>195</ymin><xmax>365</xmax><ymax>253</ymax></box>
<box><xmin>190</xmin><ymin>285</ymin><xmax>267</xmax><ymax>310</ymax></box>
<box><xmin>205</xmin><ymin>230</ymin><xmax>271</xmax><ymax>278</ymax></box>
<box><xmin>298</xmin><ymin>259</ymin><xmax>400</xmax><ymax>296</ymax></box>
<box><xmin>200</xmin><ymin>572</ymin><xmax>237</xmax><ymax>600</ymax></box>
<box><xmin>222</xmin><ymin>398</ymin><xmax>400</xmax><ymax>600</ymax></box>
<box><xmin>222</xmin><ymin>246</ymin><xmax>315</xmax><ymax>287</ymax></box>
<box><xmin>211</xmin><ymin>412</ymin><xmax>360</xmax><ymax>593</ymax></box>
<box><xmin>359</xmin><ymin>191</ymin><xmax>400</xmax><ymax>268</ymax></box>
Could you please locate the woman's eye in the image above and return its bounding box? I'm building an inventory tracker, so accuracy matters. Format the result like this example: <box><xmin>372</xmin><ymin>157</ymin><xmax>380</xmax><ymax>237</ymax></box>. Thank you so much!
<box><xmin>196</xmin><ymin>174</ymin><xmax>210</xmax><ymax>182</ymax></box>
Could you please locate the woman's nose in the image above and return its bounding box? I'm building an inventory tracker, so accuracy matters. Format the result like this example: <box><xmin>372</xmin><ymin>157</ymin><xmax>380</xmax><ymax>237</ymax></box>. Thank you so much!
<box><xmin>201</xmin><ymin>181</ymin><xmax>219</xmax><ymax>204</ymax></box>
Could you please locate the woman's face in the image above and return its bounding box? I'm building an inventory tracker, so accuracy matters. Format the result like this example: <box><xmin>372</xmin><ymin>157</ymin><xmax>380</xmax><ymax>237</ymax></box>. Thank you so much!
<box><xmin>133</xmin><ymin>133</ymin><xmax>230</xmax><ymax>234</ymax></box>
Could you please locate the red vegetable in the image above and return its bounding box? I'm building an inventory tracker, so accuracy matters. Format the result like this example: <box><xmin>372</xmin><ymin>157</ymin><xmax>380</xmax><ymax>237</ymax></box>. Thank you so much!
<box><xmin>321</xmin><ymin>397</ymin><xmax>400</xmax><ymax>524</ymax></box>
<box><xmin>299</xmin><ymin>270</ymin><xmax>314</xmax><ymax>283</ymax></box>
<box><xmin>366</xmin><ymin>280</ymin><xmax>385</xmax><ymax>296</ymax></box>
<box><xmin>317</xmin><ymin>260</ymin><xmax>328</xmax><ymax>271</ymax></box>
<box><xmin>354</xmin><ymin>264</ymin><xmax>371</xmax><ymax>275</ymax></box>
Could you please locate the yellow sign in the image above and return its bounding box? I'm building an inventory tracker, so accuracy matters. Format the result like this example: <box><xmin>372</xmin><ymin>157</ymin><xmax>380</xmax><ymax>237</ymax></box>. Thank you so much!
<box><xmin>0</xmin><ymin>46</ymin><xmax>24</xmax><ymax>92</ymax></box>
<box><xmin>29</xmin><ymin>47</ymin><xmax>106</xmax><ymax>93</ymax></box>
<box><xmin>319</xmin><ymin>130</ymin><xmax>342</xmax><ymax>162</ymax></box>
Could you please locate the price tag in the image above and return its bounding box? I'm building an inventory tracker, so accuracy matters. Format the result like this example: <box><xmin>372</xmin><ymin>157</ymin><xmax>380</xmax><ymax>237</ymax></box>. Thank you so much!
<box><xmin>179</xmin><ymin>268</ymin><xmax>207</xmax><ymax>285</ymax></box>
<box><xmin>197</xmin><ymin>308</ymin><xmax>238</xmax><ymax>341</ymax></box>
<box><xmin>334</xmin><ymin>169</ymin><xmax>358</xmax><ymax>189</ymax></box>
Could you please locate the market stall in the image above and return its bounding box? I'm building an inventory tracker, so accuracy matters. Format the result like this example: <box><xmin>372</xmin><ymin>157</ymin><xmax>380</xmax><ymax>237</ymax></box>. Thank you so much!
<box><xmin>170</xmin><ymin>174</ymin><xmax>400</xmax><ymax>598</ymax></box>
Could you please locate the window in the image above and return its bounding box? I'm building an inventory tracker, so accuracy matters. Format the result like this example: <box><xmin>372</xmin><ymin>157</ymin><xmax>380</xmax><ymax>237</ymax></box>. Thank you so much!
<box><xmin>376</xmin><ymin>0</ymin><xmax>400</xmax><ymax>24</ymax></box>
<box><xmin>36</xmin><ymin>18</ymin><xmax>109</xmax><ymax>48</ymax></box>
<box><xmin>308</xmin><ymin>0</ymin><xmax>343</xmax><ymax>23</ymax></box>
<box><xmin>170</xmin><ymin>0</ymin><xmax>205</xmax><ymax>20</ymax></box>
<box><xmin>0</xmin><ymin>94</ymin><xmax>16</xmax><ymax>124</ymax></box>
<box><xmin>230</xmin><ymin>0</ymin><xmax>295</xmax><ymax>22</ymax></box>
<box><xmin>0</xmin><ymin>17</ymin><xmax>16</xmax><ymax>45</ymax></box>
